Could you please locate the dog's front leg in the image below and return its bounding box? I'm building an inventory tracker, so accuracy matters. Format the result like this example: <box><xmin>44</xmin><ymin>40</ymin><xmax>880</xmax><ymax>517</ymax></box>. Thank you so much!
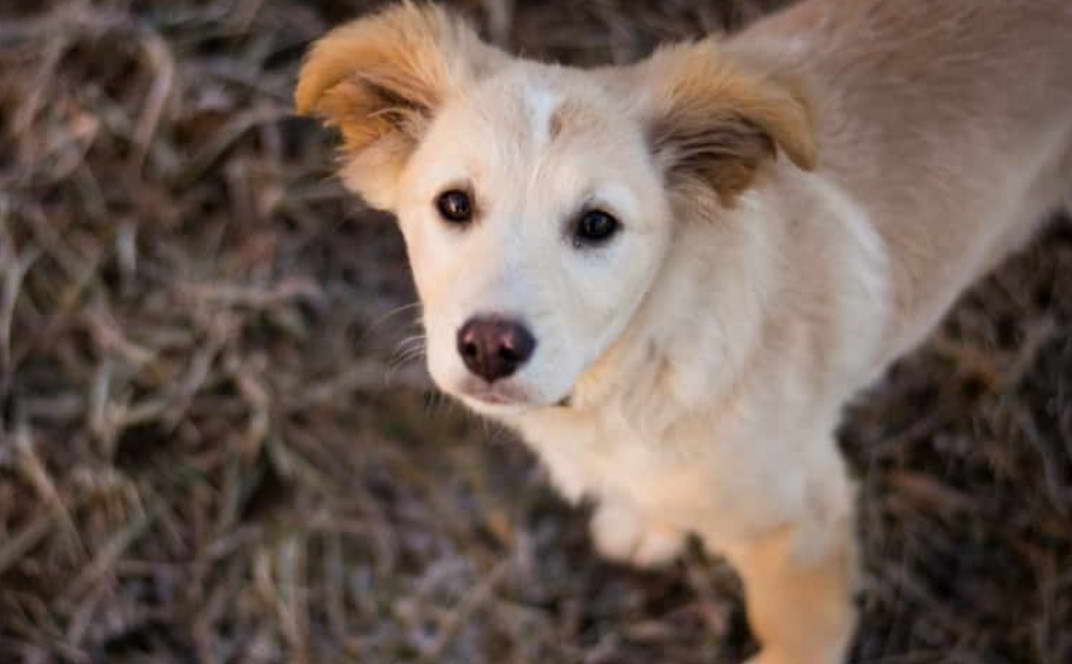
<box><xmin>725</xmin><ymin>507</ymin><xmax>858</xmax><ymax>664</ymax></box>
<box><xmin>590</xmin><ymin>495</ymin><xmax>688</xmax><ymax>568</ymax></box>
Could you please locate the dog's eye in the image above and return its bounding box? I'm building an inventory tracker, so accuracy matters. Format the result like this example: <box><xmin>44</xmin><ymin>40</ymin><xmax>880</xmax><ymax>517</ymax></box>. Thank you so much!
<box><xmin>574</xmin><ymin>209</ymin><xmax>620</xmax><ymax>246</ymax></box>
<box><xmin>436</xmin><ymin>190</ymin><xmax>473</xmax><ymax>224</ymax></box>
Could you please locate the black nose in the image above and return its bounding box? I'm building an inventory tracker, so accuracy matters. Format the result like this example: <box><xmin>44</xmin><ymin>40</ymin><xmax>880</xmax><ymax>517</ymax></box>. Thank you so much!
<box><xmin>456</xmin><ymin>317</ymin><xmax>536</xmax><ymax>383</ymax></box>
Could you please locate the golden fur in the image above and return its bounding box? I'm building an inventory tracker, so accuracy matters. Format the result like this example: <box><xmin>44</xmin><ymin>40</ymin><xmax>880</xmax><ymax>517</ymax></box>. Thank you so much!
<box><xmin>298</xmin><ymin>2</ymin><xmax>1072</xmax><ymax>662</ymax></box>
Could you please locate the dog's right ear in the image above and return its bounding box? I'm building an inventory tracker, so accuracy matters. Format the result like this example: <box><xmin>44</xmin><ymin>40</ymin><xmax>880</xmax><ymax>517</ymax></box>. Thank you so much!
<box><xmin>296</xmin><ymin>2</ymin><xmax>501</xmax><ymax>209</ymax></box>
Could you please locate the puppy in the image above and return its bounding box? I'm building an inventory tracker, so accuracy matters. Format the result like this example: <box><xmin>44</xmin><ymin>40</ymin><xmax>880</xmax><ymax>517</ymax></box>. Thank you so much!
<box><xmin>296</xmin><ymin>2</ymin><xmax>1072</xmax><ymax>662</ymax></box>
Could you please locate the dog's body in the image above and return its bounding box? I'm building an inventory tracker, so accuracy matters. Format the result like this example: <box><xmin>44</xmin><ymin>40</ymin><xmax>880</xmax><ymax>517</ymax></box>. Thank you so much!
<box><xmin>297</xmin><ymin>1</ymin><xmax>1072</xmax><ymax>662</ymax></box>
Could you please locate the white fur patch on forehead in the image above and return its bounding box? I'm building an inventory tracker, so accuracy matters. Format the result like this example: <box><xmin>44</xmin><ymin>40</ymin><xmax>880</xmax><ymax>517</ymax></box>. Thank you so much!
<box><xmin>523</xmin><ymin>85</ymin><xmax>563</xmax><ymax>147</ymax></box>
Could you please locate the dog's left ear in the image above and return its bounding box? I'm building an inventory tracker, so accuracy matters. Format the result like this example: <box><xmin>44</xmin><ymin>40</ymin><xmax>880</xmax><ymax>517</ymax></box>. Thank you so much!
<box><xmin>295</xmin><ymin>2</ymin><xmax>503</xmax><ymax>209</ymax></box>
<box><xmin>637</xmin><ymin>40</ymin><xmax>817</xmax><ymax>207</ymax></box>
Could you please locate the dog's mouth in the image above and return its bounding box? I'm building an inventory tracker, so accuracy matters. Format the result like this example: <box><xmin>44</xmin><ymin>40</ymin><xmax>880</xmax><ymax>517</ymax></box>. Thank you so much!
<box><xmin>455</xmin><ymin>378</ymin><xmax>573</xmax><ymax>411</ymax></box>
<box><xmin>457</xmin><ymin>379</ymin><xmax>529</xmax><ymax>407</ymax></box>
<box><xmin>466</xmin><ymin>389</ymin><xmax>520</xmax><ymax>406</ymax></box>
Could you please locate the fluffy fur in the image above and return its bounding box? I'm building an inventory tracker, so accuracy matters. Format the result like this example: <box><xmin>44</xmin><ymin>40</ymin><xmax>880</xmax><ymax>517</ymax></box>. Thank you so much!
<box><xmin>297</xmin><ymin>2</ymin><xmax>1072</xmax><ymax>662</ymax></box>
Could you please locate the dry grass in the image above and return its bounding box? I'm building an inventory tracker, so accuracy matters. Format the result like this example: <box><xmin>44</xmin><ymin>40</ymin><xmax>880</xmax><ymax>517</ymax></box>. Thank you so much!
<box><xmin>0</xmin><ymin>1</ymin><xmax>1069</xmax><ymax>662</ymax></box>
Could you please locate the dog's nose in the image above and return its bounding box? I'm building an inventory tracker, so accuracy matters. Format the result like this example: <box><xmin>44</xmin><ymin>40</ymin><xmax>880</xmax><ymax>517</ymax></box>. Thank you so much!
<box><xmin>456</xmin><ymin>317</ymin><xmax>536</xmax><ymax>383</ymax></box>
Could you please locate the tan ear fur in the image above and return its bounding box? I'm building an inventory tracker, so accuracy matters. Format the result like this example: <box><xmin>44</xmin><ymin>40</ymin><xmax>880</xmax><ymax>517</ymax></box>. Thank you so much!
<box><xmin>295</xmin><ymin>1</ymin><xmax>500</xmax><ymax>208</ymax></box>
<box><xmin>641</xmin><ymin>39</ymin><xmax>817</xmax><ymax>206</ymax></box>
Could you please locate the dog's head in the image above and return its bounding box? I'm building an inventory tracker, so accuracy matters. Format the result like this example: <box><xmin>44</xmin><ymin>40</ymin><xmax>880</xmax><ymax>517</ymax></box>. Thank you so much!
<box><xmin>297</xmin><ymin>2</ymin><xmax>815</xmax><ymax>416</ymax></box>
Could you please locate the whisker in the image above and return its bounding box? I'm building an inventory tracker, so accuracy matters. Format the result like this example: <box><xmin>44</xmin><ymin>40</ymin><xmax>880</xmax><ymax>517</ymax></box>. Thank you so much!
<box><xmin>394</xmin><ymin>333</ymin><xmax>427</xmax><ymax>352</ymax></box>
<box><xmin>356</xmin><ymin>301</ymin><xmax>423</xmax><ymax>346</ymax></box>
<box><xmin>385</xmin><ymin>332</ymin><xmax>427</xmax><ymax>385</ymax></box>
<box><xmin>391</xmin><ymin>335</ymin><xmax>427</xmax><ymax>364</ymax></box>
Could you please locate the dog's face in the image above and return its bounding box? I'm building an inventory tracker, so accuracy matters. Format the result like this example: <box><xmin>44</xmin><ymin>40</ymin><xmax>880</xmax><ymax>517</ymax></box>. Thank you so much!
<box><xmin>393</xmin><ymin>71</ymin><xmax>674</xmax><ymax>413</ymax></box>
<box><xmin>297</xmin><ymin>3</ymin><xmax>815</xmax><ymax>416</ymax></box>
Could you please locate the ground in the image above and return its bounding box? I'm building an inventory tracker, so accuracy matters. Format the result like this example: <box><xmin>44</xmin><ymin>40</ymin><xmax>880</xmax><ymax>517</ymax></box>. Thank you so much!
<box><xmin>1</xmin><ymin>1</ymin><xmax>1070</xmax><ymax>662</ymax></box>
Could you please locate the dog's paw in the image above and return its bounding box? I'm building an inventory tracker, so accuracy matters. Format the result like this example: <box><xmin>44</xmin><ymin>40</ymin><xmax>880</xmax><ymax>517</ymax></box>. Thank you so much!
<box><xmin>590</xmin><ymin>500</ymin><xmax>686</xmax><ymax>568</ymax></box>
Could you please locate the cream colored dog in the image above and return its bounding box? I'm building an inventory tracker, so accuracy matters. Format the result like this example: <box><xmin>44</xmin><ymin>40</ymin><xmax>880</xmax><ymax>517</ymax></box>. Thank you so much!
<box><xmin>296</xmin><ymin>1</ymin><xmax>1072</xmax><ymax>662</ymax></box>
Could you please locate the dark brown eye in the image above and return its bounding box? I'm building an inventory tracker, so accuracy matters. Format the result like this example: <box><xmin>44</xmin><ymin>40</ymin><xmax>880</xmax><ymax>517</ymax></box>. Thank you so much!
<box><xmin>436</xmin><ymin>190</ymin><xmax>473</xmax><ymax>224</ymax></box>
<box><xmin>574</xmin><ymin>209</ymin><xmax>620</xmax><ymax>246</ymax></box>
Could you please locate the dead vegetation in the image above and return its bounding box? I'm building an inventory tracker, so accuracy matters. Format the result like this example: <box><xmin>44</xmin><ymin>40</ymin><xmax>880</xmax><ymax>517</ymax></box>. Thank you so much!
<box><xmin>0</xmin><ymin>1</ymin><xmax>1069</xmax><ymax>662</ymax></box>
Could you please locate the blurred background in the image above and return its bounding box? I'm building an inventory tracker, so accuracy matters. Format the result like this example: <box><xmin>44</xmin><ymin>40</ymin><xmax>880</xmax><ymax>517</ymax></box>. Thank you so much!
<box><xmin>1</xmin><ymin>1</ymin><xmax>1070</xmax><ymax>662</ymax></box>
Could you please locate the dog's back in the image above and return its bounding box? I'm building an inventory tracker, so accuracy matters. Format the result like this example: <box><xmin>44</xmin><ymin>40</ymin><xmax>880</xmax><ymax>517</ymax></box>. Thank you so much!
<box><xmin>731</xmin><ymin>0</ymin><xmax>1072</xmax><ymax>358</ymax></box>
